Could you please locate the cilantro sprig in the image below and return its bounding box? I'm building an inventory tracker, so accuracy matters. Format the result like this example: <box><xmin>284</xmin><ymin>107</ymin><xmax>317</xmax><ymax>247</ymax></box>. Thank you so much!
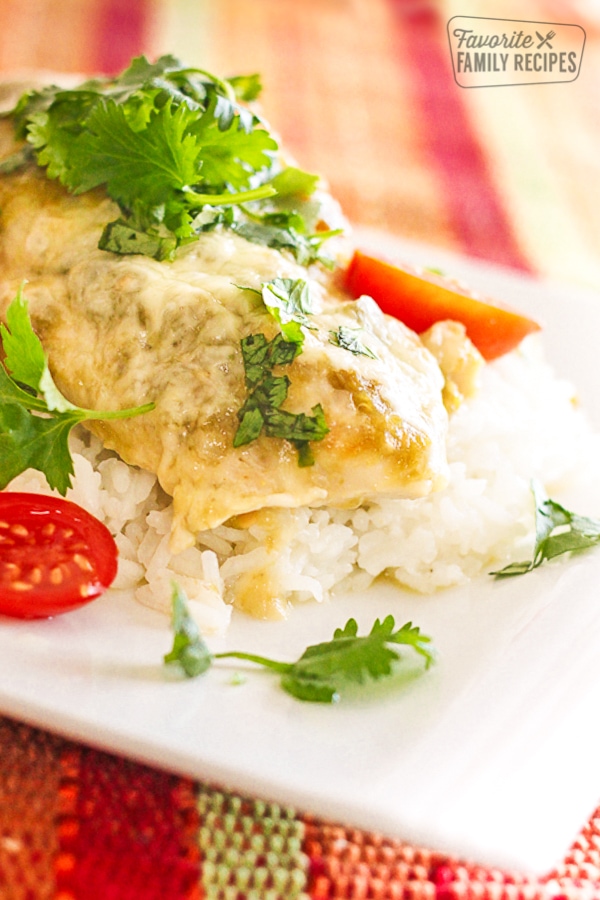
<box><xmin>0</xmin><ymin>288</ymin><xmax>154</xmax><ymax>493</ymax></box>
<box><xmin>164</xmin><ymin>583</ymin><xmax>435</xmax><ymax>703</ymax></box>
<box><xmin>492</xmin><ymin>480</ymin><xmax>600</xmax><ymax>577</ymax></box>
<box><xmin>3</xmin><ymin>55</ymin><xmax>338</xmax><ymax>264</ymax></box>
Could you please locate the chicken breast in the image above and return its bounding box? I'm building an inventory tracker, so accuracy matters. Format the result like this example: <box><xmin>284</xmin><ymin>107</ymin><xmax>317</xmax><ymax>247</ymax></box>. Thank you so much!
<box><xmin>0</xmin><ymin>146</ymin><xmax>449</xmax><ymax>553</ymax></box>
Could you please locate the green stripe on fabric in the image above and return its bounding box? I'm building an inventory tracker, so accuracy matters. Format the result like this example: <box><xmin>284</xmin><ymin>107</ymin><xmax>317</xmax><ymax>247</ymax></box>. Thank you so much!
<box><xmin>197</xmin><ymin>786</ymin><xmax>309</xmax><ymax>899</ymax></box>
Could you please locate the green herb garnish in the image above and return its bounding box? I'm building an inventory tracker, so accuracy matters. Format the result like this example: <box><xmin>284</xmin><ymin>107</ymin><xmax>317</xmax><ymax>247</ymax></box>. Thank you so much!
<box><xmin>234</xmin><ymin>331</ymin><xmax>328</xmax><ymax>465</ymax></box>
<box><xmin>492</xmin><ymin>480</ymin><xmax>600</xmax><ymax>577</ymax></box>
<box><xmin>163</xmin><ymin>582</ymin><xmax>213</xmax><ymax>677</ymax></box>
<box><xmin>262</xmin><ymin>277</ymin><xmax>315</xmax><ymax>340</ymax></box>
<box><xmin>238</xmin><ymin>277</ymin><xmax>315</xmax><ymax>345</ymax></box>
<box><xmin>329</xmin><ymin>325</ymin><xmax>377</xmax><ymax>359</ymax></box>
<box><xmin>0</xmin><ymin>288</ymin><xmax>154</xmax><ymax>494</ymax></box>
<box><xmin>3</xmin><ymin>55</ymin><xmax>338</xmax><ymax>264</ymax></box>
<box><xmin>164</xmin><ymin>583</ymin><xmax>435</xmax><ymax>702</ymax></box>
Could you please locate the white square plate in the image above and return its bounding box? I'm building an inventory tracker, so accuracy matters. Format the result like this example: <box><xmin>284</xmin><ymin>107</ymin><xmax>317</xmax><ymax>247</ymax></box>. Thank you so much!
<box><xmin>1</xmin><ymin>234</ymin><xmax>600</xmax><ymax>875</ymax></box>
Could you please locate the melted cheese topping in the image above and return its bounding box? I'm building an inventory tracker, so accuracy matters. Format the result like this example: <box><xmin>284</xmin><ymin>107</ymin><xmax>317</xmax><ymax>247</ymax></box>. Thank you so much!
<box><xmin>0</xmin><ymin>164</ymin><xmax>449</xmax><ymax>553</ymax></box>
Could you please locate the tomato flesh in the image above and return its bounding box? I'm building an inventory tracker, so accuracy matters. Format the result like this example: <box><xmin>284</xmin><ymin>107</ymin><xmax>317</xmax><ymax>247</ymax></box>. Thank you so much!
<box><xmin>345</xmin><ymin>250</ymin><xmax>541</xmax><ymax>361</ymax></box>
<box><xmin>0</xmin><ymin>493</ymin><xmax>118</xmax><ymax>619</ymax></box>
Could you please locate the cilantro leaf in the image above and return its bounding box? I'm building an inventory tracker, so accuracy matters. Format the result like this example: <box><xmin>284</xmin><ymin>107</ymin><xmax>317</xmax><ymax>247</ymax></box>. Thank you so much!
<box><xmin>0</xmin><ymin>403</ymin><xmax>75</xmax><ymax>494</ymax></box>
<box><xmin>234</xmin><ymin>407</ymin><xmax>265</xmax><ymax>446</ymax></box>
<box><xmin>329</xmin><ymin>326</ymin><xmax>377</xmax><ymax>360</ymax></box>
<box><xmin>164</xmin><ymin>582</ymin><xmax>212</xmax><ymax>677</ymax></box>
<box><xmin>234</xmin><ymin>331</ymin><xmax>328</xmax><ymax>463</ymax></box>
<box><xmin>0</xmin><ymin>363</ymin><xmax>45</xmax><ymax>410</ymax></box>
<box><xmin>261</xmin><ymin>277</ymin><xmax>315</xmax><ymax>343</ymax></box>
<box><xmin>277</xmin><ymin>616</ymin><xmax>435</xmax><ymax>702</ymax></box>
<box><xmin>269</xmin><ymin>166</ymin><xmax>320</xmax><ymax>198</ymax></box>
<box><xmin>26</xmin><ymin>91</ymin><xmax>100</xmax><ymax>181</ymax></box>
<box><xmin>98</xmin><ymin>218</ymin><xmax>178</xmax><ymax>260</ymax></box>
<box><xmin>64</xmin><ymin>98</ymin><xmax>203</xmax><ymax>200</ymax></box>
<box><xmin>0</xmin><ymin>284</ymin><xmax>46</xmax><ymax>389</ymax></box>
<box><xmin>262</xmin><ymin>403</ymin><xmax>327</xmax><ymax>440</ymax></box>
<box><xmin>492</xmin><ymin>480</ymin><xmax>600</xmax><ymax>577</ymax></box>
<box><xmin>236</xmin><ymin>277</ymin><xmax>315</xmax><ymax>345</ymax></box>
<box><xmin>164</xmin><ymin>585</ymin><xmax>435</xmax><ymax>702</ymax></box>
<box><xmin>232</xmin><ymin>221</ymin><xmax>339</xmax><ymax>268</ymax></box>
<box><xmin>238</xmin><ymin>331</ymin><xmax>301</xmax><ymax>388</ymax></box>
<box><xmin>0</xmin><ymin>291</ymin><xmax>155</xmax><ymax>493</ymax></box>
<box><xmin>227</xmin><ymin>73</ymin><xmax>263</xmax><ymax>103</ymax></box>
<box><xmin>187</xmin><ymin>92</ymin><xmax>277</xmax><ymax>189</ymax></box>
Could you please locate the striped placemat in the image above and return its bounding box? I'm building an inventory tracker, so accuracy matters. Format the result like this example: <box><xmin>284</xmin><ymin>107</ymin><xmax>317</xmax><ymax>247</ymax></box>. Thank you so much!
<box><xmin>1</xmin><ymin>715</ymin><xmax>599</xmax><ymax>899</ymax></box>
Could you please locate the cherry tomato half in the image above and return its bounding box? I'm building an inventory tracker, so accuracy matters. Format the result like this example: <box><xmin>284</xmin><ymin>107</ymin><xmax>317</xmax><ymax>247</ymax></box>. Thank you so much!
<box><xmin>0</xmin><ymin>493</ymin><xmax>118</xmax><ymax>619</ymax></box>
<box><xmin>345</xmin><ymin>250</ymin><xmax>541</xmax><ymax>361</ymax></box>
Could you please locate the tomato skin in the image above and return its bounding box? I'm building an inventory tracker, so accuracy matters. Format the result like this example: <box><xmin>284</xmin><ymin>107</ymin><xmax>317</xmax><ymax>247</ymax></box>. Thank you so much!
<box><xmin>345</xmin><ymin>250</ymin><xmax>541</xmax><ymax>361</ymax></box>
<box><xmin>0</xmin><ymin>493</ymin><xmax>117</xmax><ymax>619</ymax></box>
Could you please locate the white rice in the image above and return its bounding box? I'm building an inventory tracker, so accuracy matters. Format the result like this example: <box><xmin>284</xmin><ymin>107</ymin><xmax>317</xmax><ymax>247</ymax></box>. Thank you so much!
<box><xmin>9</xmin><ymin>334</ymin><xmax>599</xmax><ymax>633</ymax></box>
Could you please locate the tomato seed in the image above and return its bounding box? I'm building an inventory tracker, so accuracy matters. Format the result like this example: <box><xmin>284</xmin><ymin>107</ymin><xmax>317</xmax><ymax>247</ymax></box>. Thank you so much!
<box><xmin>29</xmin><ymin>568</ymin><xmax>42</xmax><ymax>585</ymax></box>
<box><xmin>0</xmin><ymin>521</ymin><xmax>8</xmax><ymax>529</ymax></box>
<box><xmin>10</xmin><ymin>524</ymin><xmax>29</xmax><ymax>538</ymax></box>
<box><xmin>73</xmin><ymin>554</ymin><xmax>93</xmax><ymax>573</ymax></box>
<box><xmin>49</xmin><ymin>567</ymin><xmax>63</xmax><ymax>585</ymax></box>
<box><xmin>41</xmin><ymin>522</ymin><xmax>56</xmax><ymax>537</ymax></box>
<box><xmin>11</xmin><ymin>581</ymin><xmax>34</xmax><ymax>592</ymax></box>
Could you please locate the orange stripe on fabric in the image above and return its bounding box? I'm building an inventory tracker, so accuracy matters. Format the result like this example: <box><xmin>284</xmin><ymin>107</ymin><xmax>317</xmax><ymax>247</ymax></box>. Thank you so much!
<box><xmin>0</xmin><ymin>717</ymin><xmax>62</xmax><ymax>899</ymax></box>
<box><xmin>388</xmin><ymin>0</ymin><xmax>532</xmax><ymax>271</ymax></box>
<box><xmin>0</xmin><ymin>0</ymin><xmax>97</xmax><ymax>74</ymax></box>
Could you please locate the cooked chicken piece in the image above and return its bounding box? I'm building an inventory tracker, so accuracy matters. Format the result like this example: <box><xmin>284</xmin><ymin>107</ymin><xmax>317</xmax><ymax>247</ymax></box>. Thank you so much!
<box><xmin>0</xmin><ymin>153</ymin><xmax>449</xmax><ymax>553</ymax></box>
<box><xmin>420</xmin><ymin>320</ymin><xmax>484</xmax><ymax>413</ymax></box>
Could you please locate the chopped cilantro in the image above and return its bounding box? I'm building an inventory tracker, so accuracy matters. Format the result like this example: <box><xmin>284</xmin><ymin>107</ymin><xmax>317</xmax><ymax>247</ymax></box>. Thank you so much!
<box><xmin>234</xmin><ymin>332</ymin><xmax>328</xmax><ymax>465</ymax></box>
<box><xmin>237</xmin><ymin>277</ymin><xmax>315</xmax><ymax>346</ymax></box>
<box><xmin>261</xmin><ymin>277</ymin><xmax>315</xmax><ymax>344</ymax></box>
<box><xmin>329</xmin><ymin>325</ymin><xmax>377</xmax><ymax>359</ymax></box>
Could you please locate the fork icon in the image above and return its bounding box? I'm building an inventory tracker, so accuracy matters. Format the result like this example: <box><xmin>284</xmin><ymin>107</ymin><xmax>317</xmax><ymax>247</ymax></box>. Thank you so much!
<box><xmin>536</xmin><ymin>29</ymin><xmax>555</xmax><ymax>49</ymax></box>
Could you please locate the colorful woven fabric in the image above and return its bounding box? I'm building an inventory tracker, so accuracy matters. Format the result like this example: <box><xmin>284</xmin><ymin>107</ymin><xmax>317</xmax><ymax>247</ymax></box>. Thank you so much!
<box><xmin>2</xmin><ymin>716</ymin><xmax>600</xmax><ymax>899</ymax></box>
<box><xmin>155</xmin><ymin>0</ymin><xmax>600</xmax><ymax>289</ymax></box>
<box><xmin>1</xmin><ymin>0</ymin><xmax>599</xmax><ymax>287</ymax></box>
<box><xmin>1</xmin><ymin>0</ymin><xmax>600</xmax><ymax>897</ymax></box>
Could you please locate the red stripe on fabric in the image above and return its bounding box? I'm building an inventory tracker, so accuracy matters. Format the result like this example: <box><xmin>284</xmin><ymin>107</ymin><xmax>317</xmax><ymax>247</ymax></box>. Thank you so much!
<box><xmin>55</xmin><ymin>747</ymin><xmax>200</xmax><ymax>900</ymax></box>
<box><xmin>91</xmin><ymin>0</ymin><xmax>153</xmax><ymax>74</ymax></box>
<box><xmin>388</xmin><ymin>0</ymin><xmax>532</xmax><ymax>271</ymax></box>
